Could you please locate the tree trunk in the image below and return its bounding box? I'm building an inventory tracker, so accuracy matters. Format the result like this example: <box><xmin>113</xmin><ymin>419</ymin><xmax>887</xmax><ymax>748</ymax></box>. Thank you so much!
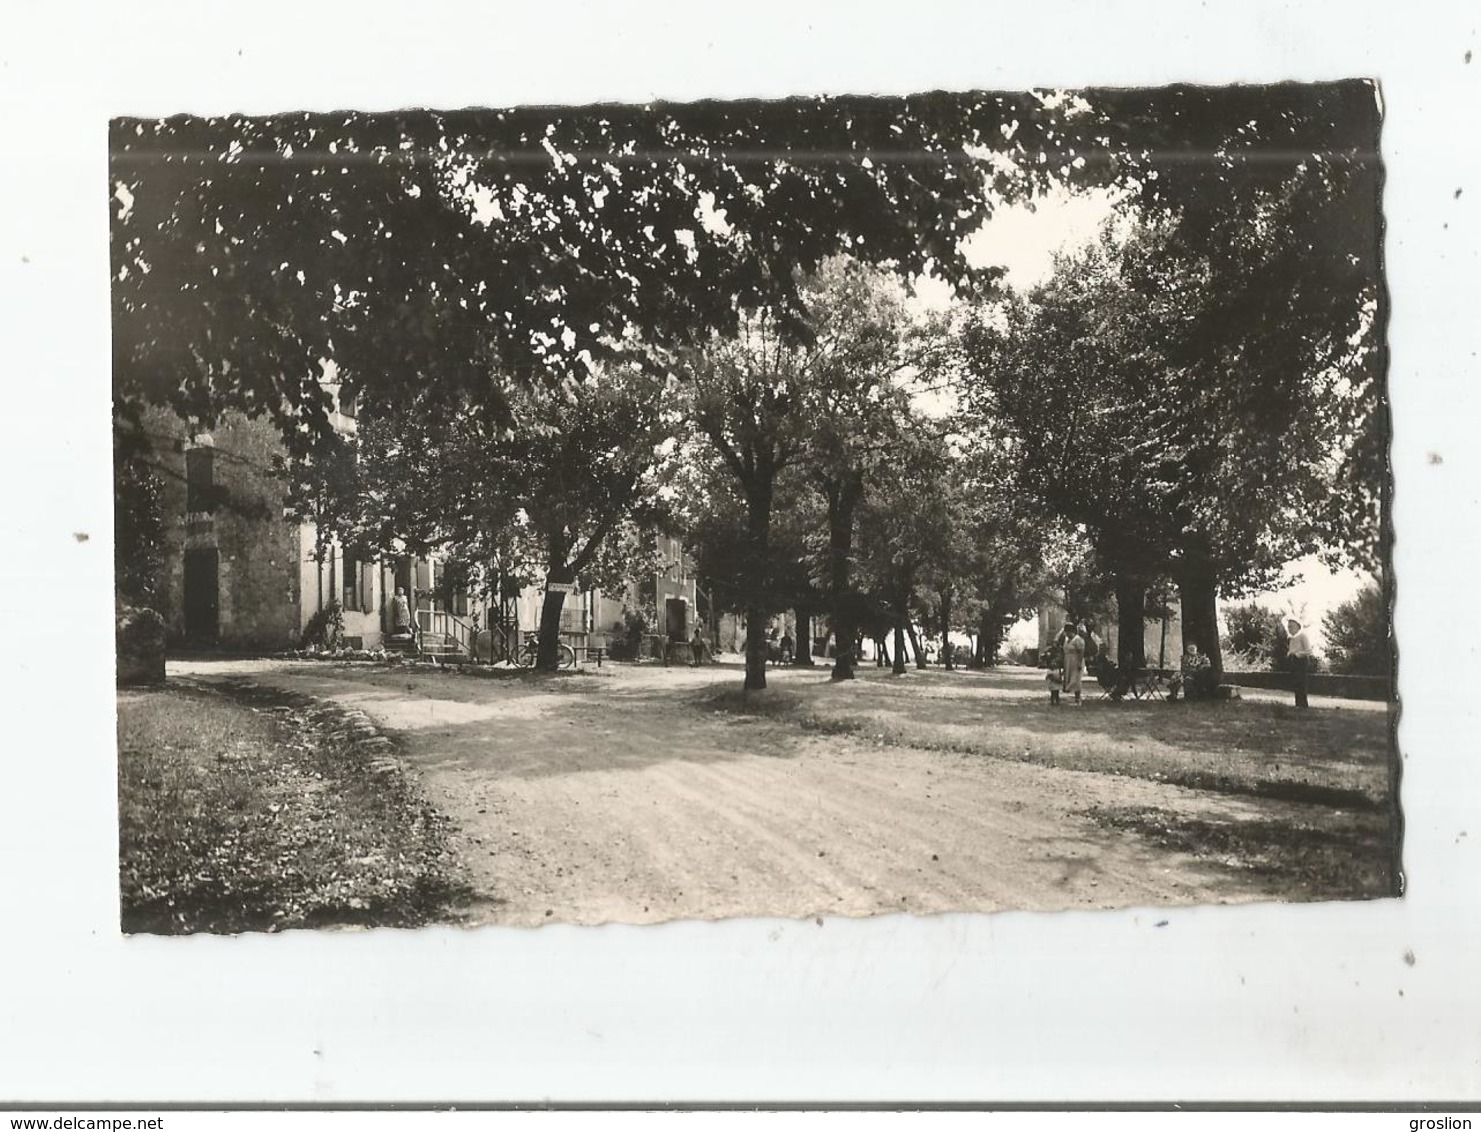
<box><xmin>974</xmin><ymin>613</ymin><xmax>991</xmax><ymax>668</ymax></box>
<box><xmin>906</xmin><ymin>619</ymin><xmax>927</xmax><ymax>669</ymax></box>
<box><xmin>978</xmin><ymin>610</ymin><xmax>1007</xmax><ymax>667</ymax></box>
<box><xmin>1114</xmin><ymin>576</ymin><xmax>1147</xmax><ymax>681</ymax></box>
<box><xmin>742</xmin><ymin>477</ymin><xmax>774</xmax><ymax>691</ymax></box>
<box><xmin>892</xmin><ymin>618</ymin><xmax>908</xmax><ymax>675</ymax></box>
<box><xmin>1177</xmin><ymin>538</ymin><xmax>1223</xmax><ymax>683</ymax></box>
<box><xmin>535</xmin><ymin>585</ymin><xmax>568</xmax><ymax>671</ymax></box>
<box><xmin>793</xmin><ymin>608</ymin><xmax>815</xmax><ymax>666</ymax></box>
<box><xmin>940</xmin><ymin>588</ymin><xmax>954</xmax><ymax>670</ymax></box>
<box><xmin>825</xmin><ymin>475</ymin><xmax>862</xmax><ymax>681</ymax></box>
<box><xmin>744</xmin><ymin>602</ymin><xmax>769</xmax><ymax>690</ymax></box>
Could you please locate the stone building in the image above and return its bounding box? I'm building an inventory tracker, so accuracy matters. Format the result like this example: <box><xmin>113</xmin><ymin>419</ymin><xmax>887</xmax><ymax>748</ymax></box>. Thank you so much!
<box><xmin>141</xmin><ymin>405</ymin><xmax>460</xmax><ymax>651</ymax></box>
<box><xmin>137</xmin><ymin>404</ymin><xmax>692</xmax><ymax>657</ymax></box>
<box><xmin>585</xmin><ymin>533</ymin><xmax>700</xmax><ymax>648</ymax></box>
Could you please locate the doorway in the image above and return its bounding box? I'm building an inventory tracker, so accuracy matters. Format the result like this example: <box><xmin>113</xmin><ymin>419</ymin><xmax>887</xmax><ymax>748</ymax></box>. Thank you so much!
<box><xmin>665</xmin><ymin>597</ymin><xmax>688</xmax><ymax>642</ymax></box>
<box><xmin>183</xmin><ymin>548</ymin><xmax>219</xmax><ymax>642</ymax></box>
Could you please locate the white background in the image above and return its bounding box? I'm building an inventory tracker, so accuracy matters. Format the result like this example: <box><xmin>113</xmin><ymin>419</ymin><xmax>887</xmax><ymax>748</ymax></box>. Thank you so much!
<box><xmin>0</xmin><ymin>0</ymin><xmax>1477</xmax><ymax>1106</ymax></box>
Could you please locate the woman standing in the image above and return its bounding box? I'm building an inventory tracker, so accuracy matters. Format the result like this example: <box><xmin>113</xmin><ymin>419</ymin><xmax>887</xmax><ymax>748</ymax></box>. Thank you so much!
<box><xmin>1063</xmin><ymin>622</ymin><xmax>1087</xmax><ymax>704</ymax></box>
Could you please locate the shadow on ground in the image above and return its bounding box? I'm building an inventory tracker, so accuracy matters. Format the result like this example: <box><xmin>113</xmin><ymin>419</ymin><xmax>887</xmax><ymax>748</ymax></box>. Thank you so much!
<box><xmin>696</xmin><ymin>664</ymin><xmax>1397</xmax><ymax>812</ymax></box>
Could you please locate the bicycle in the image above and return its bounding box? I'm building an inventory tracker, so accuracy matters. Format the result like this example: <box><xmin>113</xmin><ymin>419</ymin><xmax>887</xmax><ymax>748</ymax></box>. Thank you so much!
<box><xmin>515</xmin><ymin>632</ymin><xmax>576</xmax><ymax>670</ymax></box>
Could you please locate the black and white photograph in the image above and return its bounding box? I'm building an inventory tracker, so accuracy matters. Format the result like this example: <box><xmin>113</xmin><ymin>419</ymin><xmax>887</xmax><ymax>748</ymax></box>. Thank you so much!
<box><xmin>9</xmin><ymin>0</ymin><xmax>1481</xmax><ymax>1110</ymax></box>
<box><xmin>109</xmin><ymin>81</ymin><xmax>1396</xmax><ymax>934</ymax></box>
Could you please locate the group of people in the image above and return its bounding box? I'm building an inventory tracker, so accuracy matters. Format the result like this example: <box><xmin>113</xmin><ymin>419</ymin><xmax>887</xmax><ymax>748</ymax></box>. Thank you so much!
<box><xmin>1045</xmin><ymin>621</ymin><xmax>1097</xmax><ymax>705</ymax></box>
<box><xmin>1045</xmin><ymin>614</ymin><xmax>1317</xmax><ymax>708</ymax></box>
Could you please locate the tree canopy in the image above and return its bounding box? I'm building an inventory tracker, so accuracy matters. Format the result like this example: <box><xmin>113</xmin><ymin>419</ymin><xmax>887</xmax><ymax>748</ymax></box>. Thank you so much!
<box><xmin>110</xmin><ymin>91</ymin><xmax>1100</xmax><ymax>447</ymax></box>
<box><xmin>111</xmin><ymin>82</ymin><xmax>1388</xmax><ymax>690</ymax></box>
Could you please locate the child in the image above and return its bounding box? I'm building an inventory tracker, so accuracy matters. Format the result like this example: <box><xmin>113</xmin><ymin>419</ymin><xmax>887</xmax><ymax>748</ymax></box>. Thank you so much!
<box><xmin>1046</xmin><ymin>667</ymin><xmax>1064</xmax><ymax>705</ymax></box>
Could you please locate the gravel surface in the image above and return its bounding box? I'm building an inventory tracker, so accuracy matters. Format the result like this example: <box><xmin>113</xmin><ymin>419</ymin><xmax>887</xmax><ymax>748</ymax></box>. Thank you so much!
<box><xmin>169</xmin><ymin>657</ymin><xmax>1397</xmax><ymax>926</ymax></box>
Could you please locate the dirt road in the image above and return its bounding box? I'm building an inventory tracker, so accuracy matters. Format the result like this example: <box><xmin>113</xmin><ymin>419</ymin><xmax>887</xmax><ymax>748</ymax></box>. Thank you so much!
<box><xmin>171</xmin><ymin>658</ymin><xmax>1392</xmax><ymax>926</ymax></box>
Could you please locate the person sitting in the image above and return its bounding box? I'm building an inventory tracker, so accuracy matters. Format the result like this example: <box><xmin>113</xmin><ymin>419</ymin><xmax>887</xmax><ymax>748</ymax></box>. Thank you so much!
<box><xmin>1092</xmin><ymin>652</ymin><xmax>1125</xmax><ymax>700</ymax></box>
<box><xmin>1168</xmin><ymin>643</ymin><xmax>1214</xmax><ymax>701</ymax></box>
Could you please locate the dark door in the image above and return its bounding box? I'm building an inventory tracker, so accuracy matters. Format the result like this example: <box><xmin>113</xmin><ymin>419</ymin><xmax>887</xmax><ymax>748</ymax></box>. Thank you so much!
<box><xmin>665</xmin><ymin>597</ymin><xmax>687</xmax><ymax>641</ymax></box>
<box><xmin>183</xmin><ymin>548</ymin><xmax>219</xmax><ymax>642</ymax></box>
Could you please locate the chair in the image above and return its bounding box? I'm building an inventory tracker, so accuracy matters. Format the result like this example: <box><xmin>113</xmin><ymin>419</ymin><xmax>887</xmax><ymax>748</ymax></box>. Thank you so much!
<box><xmin>1134</xmin><ymin>668</ymin><xmax>1170</xmax><ymax>701</ymax></box>
<box><xmin>1091</xmin><ymin>655</ymin><xmax>1124</xmax><ymax>701</ymax></box>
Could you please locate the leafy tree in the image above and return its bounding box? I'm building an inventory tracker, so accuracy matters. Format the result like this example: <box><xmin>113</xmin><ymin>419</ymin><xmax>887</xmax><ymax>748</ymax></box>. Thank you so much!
<box><xmin>679</xmin><ymin>442</ymin><xmax>819</xmax><ymax>661</ymax></box>
<box><xmin>913</xmin><ymin>437</ymin><xmax>1036</xmax><ymax>670</ymax></box>
<box><xmin>1093</xmin><ymin>81</ymin><xmax>1387</xmax><ymax>575</ymax></box>
<box><xmin>1222</xmin><ymin>601</ymin><xmax>1289</xmax><ymax>671</ymax></box>
<box><xmin>958</xmin><ymin>228</ymin><xmax>1180</xmax><ymax>677</ymax></box>
<box><xmin>113</xmin><ymin>444</ymin><xmax>165</xmax><ymax>608</ymax></box>
<box><xmin>1089</xmin><ymin>81</ymin><xmax>1387</xmax><ymax>667</ymax></box>
<box><xmin>1322</xmin><ymin>582</ymin><xmax>1391</xmax><ymax>677</ymax></box>
<box><xmin>955</xmin><ymin>468</ymin><xmax>1056</xmax><ymax>668</ymax></box>
<box><xmin>299</xmin><ymin>365</ymin><xmax>671</xmax><ymax>669</ymax></box>
<box><xmin>855</xmin><ymin>417</ymin><xmax>950</xmax><ymax>675</ymax></box>
<box><xmin>109</xmin><ymin>94</ymin><xmax>1094</xmax><ymax>448</ymax></box>
<box><xmin>683</xmin><ymin>312</ymin><xmax>815</xmax><ymax>690</ymax></box>
<box><xmin>961</xmin><ymin>162</ymin><xmax>1384</xmax><ymax>684</ymax></box>
<box><xmin>795</xmin><ymin>262</ymin><xmax>915</xmax><ymax>679</ymax></box>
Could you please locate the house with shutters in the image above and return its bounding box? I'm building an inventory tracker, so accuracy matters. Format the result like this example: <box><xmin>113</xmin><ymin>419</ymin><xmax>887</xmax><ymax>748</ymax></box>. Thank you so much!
<box><xmin>136</xmin><ymin>401</ymin><xmax>694</xmax><ymax>658</ymax></box>
<box><xmin>138</xmin><ymin>402</ymin><xmax>449</xmax><ymax>651</ymax></box>
<box><xmin>583</xmin><ymin>532</ymin><xmax>702</xmax><ymax>647</ymax></box>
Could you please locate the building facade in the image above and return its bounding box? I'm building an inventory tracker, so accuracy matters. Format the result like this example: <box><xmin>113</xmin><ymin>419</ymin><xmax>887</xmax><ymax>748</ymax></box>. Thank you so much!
<box><xmin>139</xmin><ymin>405</ymin><xmax>690</xmax><ymax>656</ymax></box>
<box><xmin>586</xmin><ymin>533</ymin><xmax>699</xmax><ymax>648</ymax></box>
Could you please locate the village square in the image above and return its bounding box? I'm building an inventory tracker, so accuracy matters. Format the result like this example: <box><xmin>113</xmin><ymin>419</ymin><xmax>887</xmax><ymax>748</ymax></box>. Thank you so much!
<box><xmin>110</xmin><ymin>83</ymin><xmax>1395</xmax><ymax>933</ymax></box>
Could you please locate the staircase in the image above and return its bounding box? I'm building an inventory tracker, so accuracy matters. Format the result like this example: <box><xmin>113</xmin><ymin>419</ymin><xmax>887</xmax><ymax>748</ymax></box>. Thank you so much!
<box><xmin>418</xmin><ymin>632</ymin><xmax>466</xmax><ymax>662</ymax></box>
<box><xmin>383</xmin><ymin>632</ymin><xmax>419</xmax><ymax>658</ymax></box>
<box><xmin>383</xmin><ymin>630</ymin><xmax>467</xmax><ymax>661</ymax></box>
<box><xmin>402</xmin><ymin>609</ymin><xmax>475</xmax><ymax>663</ymax></box>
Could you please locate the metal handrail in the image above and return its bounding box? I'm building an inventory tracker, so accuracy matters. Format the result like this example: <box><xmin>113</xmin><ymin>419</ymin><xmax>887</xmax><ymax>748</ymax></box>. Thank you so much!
<box><xmin>417</xmin><ymin>609</ymin><xmax>476</xmax><ymax>656</ymax></box>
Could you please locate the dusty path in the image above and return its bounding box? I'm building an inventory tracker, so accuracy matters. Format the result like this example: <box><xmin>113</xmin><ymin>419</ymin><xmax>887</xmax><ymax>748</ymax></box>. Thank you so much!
<box><xmin>171</xmin><ymin>658</ymin><xmax>1389</xmax><ymax>926</ymax></box>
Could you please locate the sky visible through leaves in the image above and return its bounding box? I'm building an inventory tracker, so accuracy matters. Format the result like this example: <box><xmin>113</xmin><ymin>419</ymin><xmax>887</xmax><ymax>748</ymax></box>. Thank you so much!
<box><xmin>902</xmin><ymin>185</ymin><xmax>1369</xmax><ymax>649</ymax></box>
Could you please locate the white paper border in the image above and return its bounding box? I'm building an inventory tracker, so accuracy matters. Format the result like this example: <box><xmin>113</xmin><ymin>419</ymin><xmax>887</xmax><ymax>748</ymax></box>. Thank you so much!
<box><xmin>2</xmin><ymin>0</ymin><xmax>1476</xmax><ymax>1105</ymax></box>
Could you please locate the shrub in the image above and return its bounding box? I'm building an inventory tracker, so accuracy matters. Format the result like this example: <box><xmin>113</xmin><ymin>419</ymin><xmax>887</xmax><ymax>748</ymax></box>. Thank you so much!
<box><xmin>604</xmin><ymin>605</ymin><xmax>654</xmax><ymax>661</ymax></box>
<box><xmin>1223</xmin><ymin>601</ymin><xmax>1288</xmax><ymax>671</ymax></box>
<box><xmin>1002</xmin><ymin>642</ymin><xmax>1036</xmax><ymax>666</ymax></box>
<box><xmin>116</xmin><ymin>604</ymin><xmax>166</xmax><ymax>685</ymax></box>
<box><xmin>300</xmin><ymin>601</ymin><xmax>346</xmax><ymax>650</ymax></box>
<box><xmin>1323</xmin><ymin>583</ymin><xmax>1391</xmax><ymax>676</ymax></box>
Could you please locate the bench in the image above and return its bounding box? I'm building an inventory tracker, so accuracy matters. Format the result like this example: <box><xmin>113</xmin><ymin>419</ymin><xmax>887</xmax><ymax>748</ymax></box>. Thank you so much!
<box><xmin>572</xmin><ymin>645</ymin><xmax>606</xmax><ymax>668</ymax></box>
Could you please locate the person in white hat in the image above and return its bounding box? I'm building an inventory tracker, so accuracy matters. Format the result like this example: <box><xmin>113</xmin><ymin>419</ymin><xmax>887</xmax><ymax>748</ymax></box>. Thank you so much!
<box><xmin>1285</xmin><ymin>617</ymin><xmax>1314</xmax><ymax>708</ymax></box>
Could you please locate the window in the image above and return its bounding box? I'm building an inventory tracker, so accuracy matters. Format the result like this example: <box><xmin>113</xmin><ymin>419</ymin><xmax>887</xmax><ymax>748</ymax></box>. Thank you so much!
<box><xmin>342</xmin><ymin>551</ymin><xmax>367</xmax><ymax>612</ymax></box>
<box><xmin>185</xmin><ymin>447</ymin><xmax>215</xmax><ymax>514</ymax></box>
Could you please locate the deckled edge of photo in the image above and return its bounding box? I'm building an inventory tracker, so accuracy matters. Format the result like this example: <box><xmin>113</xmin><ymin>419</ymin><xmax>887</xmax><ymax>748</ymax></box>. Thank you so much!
<box><xmin>2</xmin><ymin>0</ymin><xmax>1474</xmax><ymax>1107</ymax></box>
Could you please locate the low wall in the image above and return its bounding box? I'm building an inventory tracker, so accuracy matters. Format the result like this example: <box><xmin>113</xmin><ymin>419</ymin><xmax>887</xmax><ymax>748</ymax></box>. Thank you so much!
<box><xmin>1222</xmin><ymin>670</ymin><xmax>1393</xmax><ymax>702</ymax></box>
